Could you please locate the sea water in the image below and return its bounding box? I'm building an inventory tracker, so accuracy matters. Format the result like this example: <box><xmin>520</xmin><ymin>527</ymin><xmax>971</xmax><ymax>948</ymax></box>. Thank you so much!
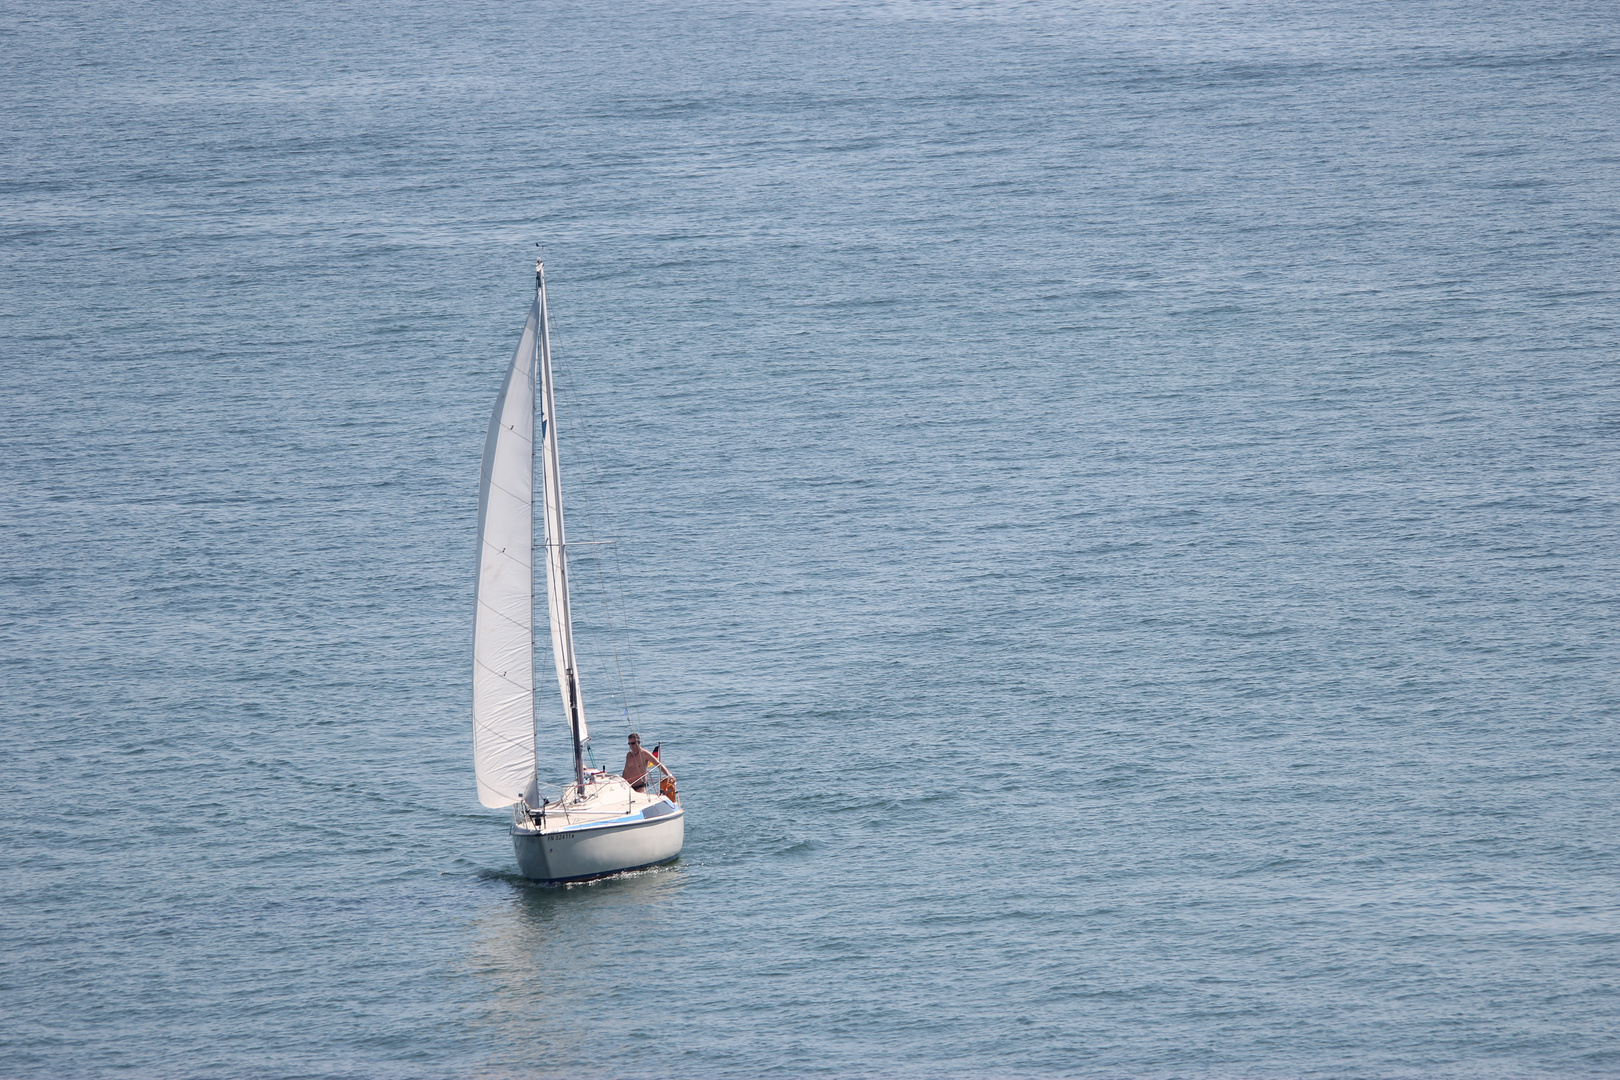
<box><xmin>2</xmin><ymin>1</ymin><xmax>1617</xmax><ymax>1077</ymax></box>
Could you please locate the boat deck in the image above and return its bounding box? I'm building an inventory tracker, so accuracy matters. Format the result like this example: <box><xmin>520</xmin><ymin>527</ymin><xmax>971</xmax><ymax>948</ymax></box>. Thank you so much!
<box><xmin>511</xmin><ymin>770</ymin><xmax>676</xmax><ymax>836</ymax></box>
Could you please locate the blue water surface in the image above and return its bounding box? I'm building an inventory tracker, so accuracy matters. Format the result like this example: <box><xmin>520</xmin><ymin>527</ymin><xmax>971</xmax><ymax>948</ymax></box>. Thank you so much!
<box><xmin>3</xmin><ymin>1</ymin><xmax>1618</xmax><ymax>1077</ymax></box>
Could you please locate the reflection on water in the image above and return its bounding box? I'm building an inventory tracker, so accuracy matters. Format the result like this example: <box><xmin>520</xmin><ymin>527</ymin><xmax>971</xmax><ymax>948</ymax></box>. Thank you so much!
<box><xmin>461</xmin><ymin>862</ymin><xmax>689</xmax><ymax>1076</ymax></box>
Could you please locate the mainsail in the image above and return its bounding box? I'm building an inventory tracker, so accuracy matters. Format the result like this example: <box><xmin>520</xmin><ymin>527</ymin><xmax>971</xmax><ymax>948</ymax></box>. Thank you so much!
<box><xmin>472</xmin><ymin>298</ymin><xmax>540</xmax><ymax>808</ymax></box>
<box><xmin>535</xmin><ymin>267</ymin><xmax>590</xmax><ymax>757</ymax></box>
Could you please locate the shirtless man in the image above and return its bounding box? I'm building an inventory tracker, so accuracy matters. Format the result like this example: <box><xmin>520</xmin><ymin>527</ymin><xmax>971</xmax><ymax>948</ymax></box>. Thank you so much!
<box><xmin>622</xmin><ymin>733</ymin><xmax>659</xmax><ymax>791</ymax></box>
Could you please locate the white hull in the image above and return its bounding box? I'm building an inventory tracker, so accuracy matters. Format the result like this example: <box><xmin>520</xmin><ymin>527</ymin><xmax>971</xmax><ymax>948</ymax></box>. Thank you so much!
<box><xmin>512</xmin><ymin>809</ymin><xmax>684</xmax><ymax>882</ymax></box>
<box><xmin>510</xmin><ymin>772</ymin><xmax>684</xmax><ymax>882</ymax></box>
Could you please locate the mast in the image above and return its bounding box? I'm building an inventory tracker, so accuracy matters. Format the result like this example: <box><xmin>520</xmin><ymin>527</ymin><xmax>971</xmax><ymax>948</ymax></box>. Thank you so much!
<box><xmin>535</xmin><ymin>260</ymin><xmax>590</xmax><ymax>798</ymax></box>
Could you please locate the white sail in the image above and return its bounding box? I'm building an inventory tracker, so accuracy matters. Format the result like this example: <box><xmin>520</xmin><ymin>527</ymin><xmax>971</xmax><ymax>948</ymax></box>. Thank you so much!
<box><xmin>536</xmin><ymin>268</ymin><xmax>590</xmax><ymax>746</ymax></box>
<box><xmin>471</xmin><ymin>298</ymin><xmax>540</xmax><ymax>808</ymax></box>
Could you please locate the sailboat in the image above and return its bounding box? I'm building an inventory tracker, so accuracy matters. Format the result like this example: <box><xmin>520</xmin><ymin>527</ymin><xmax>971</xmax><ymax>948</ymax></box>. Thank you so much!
<box><xmin>472</xmin><ymin>259</ymin><xmax>684</xmax><ymax>883</ymax></box>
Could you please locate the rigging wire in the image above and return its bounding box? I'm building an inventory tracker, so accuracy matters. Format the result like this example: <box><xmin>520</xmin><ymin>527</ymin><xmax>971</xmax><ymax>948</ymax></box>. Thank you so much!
<box><xmin>541</xmin><ymin>265</ymin><xmax>647</xmax><ymax>748</ymax></box>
